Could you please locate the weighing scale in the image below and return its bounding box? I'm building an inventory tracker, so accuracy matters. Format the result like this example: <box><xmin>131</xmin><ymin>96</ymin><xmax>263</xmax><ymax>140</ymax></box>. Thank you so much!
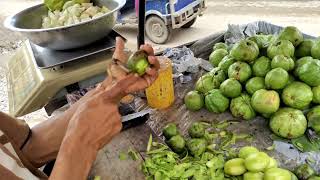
<box><xmin>5</xmin><ymin>31</ymin><xmax>123</xmax><ymax>117</ymax></box>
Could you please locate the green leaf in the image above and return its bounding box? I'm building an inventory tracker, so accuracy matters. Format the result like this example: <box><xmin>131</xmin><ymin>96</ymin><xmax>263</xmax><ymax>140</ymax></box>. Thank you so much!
<box><xmin>128</xmin><ymin>148</ymin><xmax>139</xmax><ymax>161</ymax></box>
<box><xmin>291</xmin><ymin>135</ymin><xmax>320</xmax><ymax>152</ymax></box>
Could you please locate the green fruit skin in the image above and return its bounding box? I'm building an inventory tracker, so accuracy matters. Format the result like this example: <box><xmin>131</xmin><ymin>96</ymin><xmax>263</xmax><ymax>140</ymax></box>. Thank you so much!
<box><xmin>290</xmin><ymin>172</ymin><xmax>299</xmax><ymax>180</ymax></box>
<box><xmin>312</xmin><ymin>86</ymin><xmax>320</xmax><ymax>104</ymax></box>
<box><xmin>278</xmin><ymin>26</ymin><xmax>303</xmax><ymax>47</ymax></box>
<box><xmin>267</xmin><ymin>40</ymin><xmax>295</xmax><ymax>59</ymax></box>
<box><xmin>127</xmin><ymin>57</ymin><xmax>149</xmax><ymax>76</ymax></box>
<box><xmin>308</xmin><ymin>176</ymin><xmax>320</xmax><ymax>180</ymax></box>
<box><xmin>188</xmin><ymin>122</ymin><xmax>205</xmax><ymax>138</ymax></box>
<box><xmin>184</xmin><ymin>91</ymin><xmax>204</xmax><ymax>111</ymax></box>
<box><xmin>264</xmin><ymin>168</ymin><xmax>291</xmax><ymax>180</ymax></box>
<box><xmin>45</xmin><ymin>0</ymin><xmax>69</xmax><ymax>11</ymax></box>
<box><xmin>244</xmin><ymin>172</ymin><xmax>264</xmax><ymax>180</ymax></box>
<box><xmin>224</xmin><ymin>158</ymin><xmax>247</xmax><ymax>176</ymax></box>
<box><xmin>186</xmin><ymin>138</ymin><xmax>207</xmax><ymax>157</ymax></box>
<box><xmin>220</xmin><ymin>78</ymin><xmax>242</xmax><ymax>98</ymax></box>
<box><xmin>298</xmin><ymin>60</ymin><xmax>320</xmax><ymax>86</ymax></box>
<box><xmin>307</xmin><ymin>105</ymin><xmax>320</xmax><ymax>133</ymax></box>
<box><xmin>195</xmin><ymin>74</ymin><xmax>220</xmax><ymax>94</ymax></box>
<box><xmin>295</xmin><ymin>164</ymin><xmax>315</xmax><ymax>180</ymax></box>
<box><xmin>168</xmin><ymin>135</ymin><xmax>185</xmax><ymax>153</ymax></box>
<box><xmin>228</xmin><ymin>61</ymin><xmax>252</xmax><ymax>83</ymax></box>
<box><xmin>271</xmin><ymin>55</ymin><xmax>295</xmax><ymax>71</ymax></box>
<box><xmin>311</xmin><ymin>39</ymin><xmax>320</xmax><ymax>59</ymax></box>
<box><xmin>245</xmin><ymin>77</ymin><xmax>265</xmax><ymax>95</ymax></box>
<box><xmin>294</xmin><ymin>56</ymin><xmax>314</xmax><ymax>77</ymax></box>
<box><xmin>219</xmin><ymin>56</ymin><xmax>236</xmax><ymax>74</ymax></box>
<box><xmin>244</xmin><ymin>152</ymin><xmax>270</xmax><ymax>172</ymax></box>
<box><xmin>230</xmin><ymin>40</ymin><xmax>259</xmax><ymax>62</ymax></box>
<box><xmin>265</xmin><ymin>157</ymin><xmax>278</xmax><ymax>170</ymax></box>
<box><xmin>239</xmin><ymin>146</ymin><xmax>259</xmax><ymax>159</ymax></box>
<box><xmin>213</xmin><ymin>42</ymin><xmax>228</xmax><ymax>51</ymax></box>
<box><xmin>252</xmin><ymin>56</ymin><xmax>272</xmax><ymax>77</ymax></box>
<box><xmin>269</xmin><ymin>107</ymin><xmax>307</xmax><ymax>139</ymax></box>
<box><xmin>205</xmin><ymin>89</ymin><xmax>230</xmax><ymax>113</ymax></box>
<box><xmin>163</xmin><ymin>123</ymin><xmax>178</xmax><ymax>139</ymax></box>
<box><xmin>209</xmin><ymin>49</ymin><xmax>228</xmax><ymax>67</ymax></box>
<box><xmin>295</xmin><ymin>39</ymin><xmax>315</xmax><ymax>58</ymax></box>
<box><xmin>230</xmin><ymin>94</ymin><xmax>256</xmax><ymax>120</ymax></box>
<box><xmin>265</xmin><ymin>68</ymin><xmax>289</xmax><ymax>90</ymax></box>
<box><xmin>210</xmin><ymin>67</ymin><xmax>226</xmax><ymax>83</ymax></box>
<box><xmin>282</xmin><ymin>82</ymin><xmax>313</xmax><ymax>110</ymax></box>
<box><xmin>251</xmin><ymin>89</ymin><xmax>280</xmax><ymax>114</ymax></box>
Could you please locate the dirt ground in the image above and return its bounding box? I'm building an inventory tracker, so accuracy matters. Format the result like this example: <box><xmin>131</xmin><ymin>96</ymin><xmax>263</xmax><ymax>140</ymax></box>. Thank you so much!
<box><xmin>0</xmin><ymin>0</ymin><xmax>319</xmax><ymax>125</ymax></box>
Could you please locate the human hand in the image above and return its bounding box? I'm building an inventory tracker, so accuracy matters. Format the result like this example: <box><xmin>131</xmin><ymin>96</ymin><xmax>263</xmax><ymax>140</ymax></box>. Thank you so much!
<box><xmin>64</xmin><ymin>74</ymin><xmax>141</xmax><ymax>150</ymax></box>
<box><xmin>101</xmin><ymin>37</ymin><xmax>160</xmax><ymax>94</ymax></box>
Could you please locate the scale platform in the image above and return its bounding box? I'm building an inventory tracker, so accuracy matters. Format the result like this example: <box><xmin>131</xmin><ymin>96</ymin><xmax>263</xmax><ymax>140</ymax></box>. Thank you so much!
<box><xmin>6</xmin><ymin>31</ymin><xmax>124</xmax><ymax>117</ymax></box>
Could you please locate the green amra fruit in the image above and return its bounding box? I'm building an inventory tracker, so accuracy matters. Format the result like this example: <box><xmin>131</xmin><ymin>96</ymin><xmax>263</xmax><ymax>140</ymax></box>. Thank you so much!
<box><xmin>127</xmin><ymin>50</ymin><xmax>150</xmax><ymax>76</ymax></box>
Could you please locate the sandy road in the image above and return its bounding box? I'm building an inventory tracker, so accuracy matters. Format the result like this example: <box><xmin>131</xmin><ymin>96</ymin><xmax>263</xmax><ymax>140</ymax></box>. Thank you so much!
<box><xmin>0</xmin><ymin>0</ymin><xmax>319</xmax><ymax>124</ymax></box>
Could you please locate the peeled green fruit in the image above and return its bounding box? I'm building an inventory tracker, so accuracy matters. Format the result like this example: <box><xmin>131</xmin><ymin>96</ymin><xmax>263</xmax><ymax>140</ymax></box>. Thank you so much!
<box><xmin>271</xmin><ymin>55</ymin><xmax>295</xmax><ymax>71</ymax></box>
<box><xmin>209</xmin><ymin>67</ymin><xmax>226</xmax><ymax>83</ymax></box>
<box><xmin>312</xmin><ymin>86</ymin><xmax>320</xmax><ymax>104</ymax></box>
<box><xmin>307</xmin><ymin>105</ymin><xmax>320</xmax><ymax>133</ymax></box>
<box><xmin>230</xmin><ymin>40</ymin><xmax>259</xmax><ymax>62</ymax></box>
<box><xmin>168</xmin><ymin>135</ymin><xmax>185</xmax><ymax>153</ymax></box>
<box><xmin>163</xmin><ymin>123</ymin><xmax>178</xmax><ymax>139</ymax></box>
<box><xmin>44</xmin><ymin>0</ymin><xmax>69</xmax><ymax>11</ymax></box>
<box><xmin>224</xmin><ymin>158</ymin><xmax>247</xmax><ymax>176</ymax></box>
<box><xmin>127</xmin><ymin>50</ymin><xmax>150</xmax><ymax>76</ymax></box>
<box><xmin>244</xmin><ymin>152</ymin><xmax>270</xmax><ymax>172</ymax></box>
<box><xmin>251</xmin><ymin>89</ymin><xmax>280</xmax><ymax>114</ymax></box>
<box><xmin>205</xmin><ymin>89</ymin><xmax>230</xmax><ymax>113</ymax></box>
<box><xmin>230</xmin><ymin>94</ymin><xmax>256</xmax><ymax>120</ymax></box>
<box><xmin>218</xmin><ymin>56</ymin><xmax>236</xmax><ymax>73</ymax></box>
<box><xmin>264</xmin><ymin>168</ymin><xmax>291</xmax><ymax>180</ymax></box>
<box><xmin>188</xmin><ymin>122</ymin><xmax>205</xmax><ymax>138</ymax></box>
<box><xmin>209</xmin><ymin>49</ymin><xmax>228</xmax><ymax>67</ymax></box>
<box><xmin>295</xmin><ymin>39</ymin><xmax>315</xmax><ymax>58</ymax></box>
<box><xmin>267</xmin><ymin>40</ymin><xmax>295</xmax><ymax>59</ymax></box>
<box><xmin>294</xmin><ymin>56</ymin><xmax>314</xmax><ymax>77</ymax></box>
<box><xmin>246</xmin><ymin>77</ymin><xmax>266</xmax><ymax>95</ymax></box>
<box><xmin>184</xmin><ymin>91</ymin><xmax>204</xmax><ymax>111</ymax></box>
<box><xmin>213</xmin><ymin>42</ymin><xmax>228</xmax><ymax>51</ymax></box>
<box><xmin>244</xmin><ymin>172</ymin><xmax>264</xmax><ymax>180</ymax></box>
<box><xmin>220</xmin><ymin>78</ymin><xmax>242</xmax><ymax>98</ymax></box>
<box><xmin>266</xmin><ymin>157</ymin><xmax>278</xmax><ymax>170</ymax></box>
<box><xmin>195</xmin><ymin>74</ymin><xmax>220</xmax><ymax>94</ymax></box>
<box><xmin>265</xmin><ymin>68</ymin><xmax>289</xmax><ymax>90</ymax></box>
<box><xmin>311</xmin><ymin>39</ymin><xmax>320</xmax><ymax>59</ymax></box>
<box><xmin>282</xmin><ymin>82</ymin><xmax>313</xmax><ymax>110</ymax></box>
<box><xmin>239</xmin><ymin>146</ymin><xmax>259</xmax><ymax>159</ymax></box>
<box><xmin>297</xmin><ymin>59</ymin><xmax>320</xmax><ymax>86</ymax></box>
<box><xmin>228</xmin><ymin>61</ymin><xmax>252</xmax><ymax>83</ymax></box>
<box><xmin>278</xmin><ymin>26</ymin><xmax>303</xmax><ymax>47</ymax></box>
<box><xmin>252</xmin><ymin>56</ymin><xmax>272</xmax><ymax>77</ymax></box>
<box><xmin>269</xmin><ymin>107</ymin><xmax>307</xmax><ymax>139</ymax></box>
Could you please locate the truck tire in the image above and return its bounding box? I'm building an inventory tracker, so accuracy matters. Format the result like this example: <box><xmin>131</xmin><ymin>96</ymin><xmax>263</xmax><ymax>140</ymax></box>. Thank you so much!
<box><xmin>182</xmin><ymin>18</ymin><xmax>197</xmax><ymax>28</ymax></box>
<box><xmin>146</xmin><ymin>15</ymin><xmax>171</xmax><ymax>44</ymax></box>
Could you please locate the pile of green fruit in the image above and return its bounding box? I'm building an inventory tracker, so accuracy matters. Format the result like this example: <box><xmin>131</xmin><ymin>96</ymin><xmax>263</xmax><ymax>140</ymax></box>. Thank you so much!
<box><xmin>184</xmin><ymin>26</ymin><xmax>320</xmax><ymax>139</ymax></box>
<box><xmin>224</xmin><ymin>146</ymin><xmax>319</xmax><ymax>180</ymax></box>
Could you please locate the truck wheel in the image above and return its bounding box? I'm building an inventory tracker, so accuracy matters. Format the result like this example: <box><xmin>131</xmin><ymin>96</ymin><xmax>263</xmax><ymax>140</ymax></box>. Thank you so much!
<box><xmin>146</xmin><ymin>16</ymin><xmax>171</xmax><ymax>44</ymax></box>
<box><xmin>182</xmin><ymin>18</ymin><xmax>197</xmax><ymax>28</ymax></box>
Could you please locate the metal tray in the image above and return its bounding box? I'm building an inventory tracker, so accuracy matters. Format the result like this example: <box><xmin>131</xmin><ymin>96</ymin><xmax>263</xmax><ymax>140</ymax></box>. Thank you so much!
<box><xmin>30</xmin><ymin>30</ymin><xmax>125</xmax><ymax>69</ymax></box>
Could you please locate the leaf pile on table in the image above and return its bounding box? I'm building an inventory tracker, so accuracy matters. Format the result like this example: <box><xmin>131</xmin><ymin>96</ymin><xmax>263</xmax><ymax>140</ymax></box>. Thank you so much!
<box><xmin>184</xmin><ymin>26</ymin><xmax>320</xmax><ymax>151</ymax></box>
<box><xmin>141</xmin><ymin>122</ymin><xmax>319</xmax><ymax>180</ymax></box>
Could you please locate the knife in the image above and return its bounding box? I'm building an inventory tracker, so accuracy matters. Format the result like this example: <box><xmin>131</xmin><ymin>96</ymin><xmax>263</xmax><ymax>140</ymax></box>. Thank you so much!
<box><xmin>121</xmin><ymin>109</ymin><xmax>153</xmax><ymax>130</ymax></box>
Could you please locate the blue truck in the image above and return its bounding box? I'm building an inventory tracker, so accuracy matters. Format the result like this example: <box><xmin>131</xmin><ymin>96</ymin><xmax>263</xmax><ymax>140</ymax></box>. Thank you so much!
<box><xmin>119</xmin><ymin>0</ymin><xmax>206</xmax><ymax>44</ymax></box>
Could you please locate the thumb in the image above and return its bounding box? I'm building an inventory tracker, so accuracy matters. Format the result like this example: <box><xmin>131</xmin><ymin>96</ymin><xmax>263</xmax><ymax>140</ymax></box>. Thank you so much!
<box><xmin>113</xmin><ymin>37</ymin><xmax>128</xmax><ymax>63</ymax></box>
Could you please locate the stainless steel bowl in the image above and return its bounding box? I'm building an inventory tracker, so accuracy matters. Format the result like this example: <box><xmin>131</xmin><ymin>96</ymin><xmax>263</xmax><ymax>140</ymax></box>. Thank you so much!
<box><xmin>4</xmin><ymin>0</ymin><xmax>125</xmax><ymax>50</ymax></box>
